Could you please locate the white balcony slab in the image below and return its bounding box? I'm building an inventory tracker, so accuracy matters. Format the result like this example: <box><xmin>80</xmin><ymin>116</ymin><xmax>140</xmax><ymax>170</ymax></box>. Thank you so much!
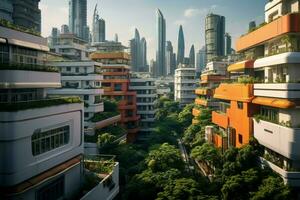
<box><xmin>48</xmin><ymin>88</ymin><xmax>104</xmax><ymax>95</ymax></box>
<box><xmin>254</xmin><ymin>119</ymin><xmax>300</xmax><ymax>160</ymax></box>
<box><xmin>0</xmin><ymin>70</ymin><xmax>61</xmax><ymax>89</ymax></box>
<box><xmin>254</xmin><ymin>83</ymin><xmax>300</xmax><ymax>98</ymax></box>
<box><xmin>254</xmin><ymin>52</ymin><xmax>300</xmax><ymax>68</ymax></box>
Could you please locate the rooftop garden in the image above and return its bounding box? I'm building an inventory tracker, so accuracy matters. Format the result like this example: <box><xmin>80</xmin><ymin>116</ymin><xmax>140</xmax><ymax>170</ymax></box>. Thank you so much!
<box><xmin>0</xmin><ymin>19</ymin><xmax>41</xmax><ymax>36</ymax></box>
<box><xmin>82</xmin><ymin>154</ymin><xmax>116</xmax><ymax>194</ymax></box>
<box><xmin>0</xmin><ymin>97</ymin><xmax>82</xmax><ymax>112</ymax></box>
<box><xmin>0</xmin><ymin>63</ymin><xmax>59</xmax><ymax>73</ymax></box>
<box><xmin>85</xmin><ymin>124</ymin><xmax>126</xmax><ymax>144</ymax></box>
<box><xmin>90</xmin><ymin>112</ymin><xmax>120</xmax><ymax>123</ymax></box>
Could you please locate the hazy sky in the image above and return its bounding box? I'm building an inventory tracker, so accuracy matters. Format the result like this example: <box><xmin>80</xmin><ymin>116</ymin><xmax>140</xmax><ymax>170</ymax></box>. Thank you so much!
<box><xmin>41</xmin><ymin>0</ymin><xmax>267</xmax><ymax>61</ymax></box>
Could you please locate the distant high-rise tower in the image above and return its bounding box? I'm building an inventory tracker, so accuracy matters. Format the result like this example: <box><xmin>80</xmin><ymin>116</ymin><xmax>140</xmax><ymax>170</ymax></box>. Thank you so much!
<box><xmin>5</xmin><ymin>0</ymin><xmax>42</xmax><ymax>32</ymax></box>
<box><xmin>177</xmin><ymin>25</ymin><xmax>185</xmax><ymax>66</ymax></box>
<box><xmin>114</xmin><ymin>34</ymin><xmax>119</xmax><ymax>42</ymax></box>
<box><xmin>69</xmin><ymin>0</ymin><xmax>89</xmax><ymax>41</ymax></box>
<box><xmin>189</xmin><ymin>45</ymin><xmax>195</xmax><ymax>68</ymax></box>
<box><xmin>196</xmin><ymin>46</ymin><xmax>207</xmax><ymax>74</ymax></box>
<box><xmin>155</xmin><ymin>9</ymin><xmax>166</xmax><ymax>77</ymax></box>
<box><xmin>61</xmin><ymin>24</ymin><xmax>69</xmax><ymax>34</ymax></box>
<box><xmin>249</xmin><ymin>21</ymin><xmax>256</xmax><ymax>31</ymax></box>
<box><xmin>130</xmin><ymin>28</ymin><xmax>141</xmax><ymax>72</ymax></box>
<box><xmin>92</xmin><ymin>4</ymin><xmax>105</xmax><ymax>43</ymax></box>
<box><xmin>224</xmin><ymin>33</ymin><xmax>232</xmax><ymax>56</ymax></box>
<box><xmin>140</xmin><ymin>37</ymin><xmax>148</xmax><ymax>71</ymax></box>
<box><xmin>205</xmin><ymin>13</ymin><xmax>225</xmax><ymax>62</ymax></box>
<box><xmin>166</xmin><ymin>41</ymin><xmax>176</xmax><ymax>75</ymax></box>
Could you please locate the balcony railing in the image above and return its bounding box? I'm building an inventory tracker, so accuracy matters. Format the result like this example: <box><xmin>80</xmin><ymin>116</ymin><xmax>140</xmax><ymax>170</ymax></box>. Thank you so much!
<box><xmin>90</xmin><ymin>112</ymin><xmax>120</xmax><ymax>123</ymax></box>
<box><xmin>0</xmin><ymin>97</ymin><xmax>82</xmax><ymax>112</ymax></box>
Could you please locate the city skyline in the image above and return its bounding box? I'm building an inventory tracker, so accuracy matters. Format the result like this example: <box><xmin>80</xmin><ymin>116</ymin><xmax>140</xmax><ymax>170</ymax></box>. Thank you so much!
<box><xmin>41</xmin><ymin>0</ymin><xmax>267</xmax><ymax>61</ymax></box>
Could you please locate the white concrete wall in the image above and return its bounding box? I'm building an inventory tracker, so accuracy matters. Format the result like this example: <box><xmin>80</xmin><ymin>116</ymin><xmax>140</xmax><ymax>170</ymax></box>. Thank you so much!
<box><xmin>0</xmin><ymin>103</ymin><xmax>84</xmax><ymax>186</ymax></box>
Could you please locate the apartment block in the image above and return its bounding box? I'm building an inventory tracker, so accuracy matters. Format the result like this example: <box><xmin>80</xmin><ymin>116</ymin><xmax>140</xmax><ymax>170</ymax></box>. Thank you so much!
<box><xmin>193</xmin><ymin>61</ymin><xmax>229</xmax><ymax>125</ymax></box>
<box><xmin>130</xmin><ymin>74</ymin><xmax>157</xmax><ymax>135</ymax></box>
<box><xmin>90</xmin><ymin>41</ymin><xmax>140</xmax><ymax>142</ymax></box>
<box><xmin>174</xmin><ymin>63</ymin><xmax>197</xmax><ymax>106</ymax></box>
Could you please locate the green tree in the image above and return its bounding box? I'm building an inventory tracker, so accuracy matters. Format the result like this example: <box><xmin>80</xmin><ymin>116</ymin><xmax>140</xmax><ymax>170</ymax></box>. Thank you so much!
<box><xmin>146</xmin><ymin>143</ymin><xmax>184</xmax><ymax>172</ymax></box>
<box><xmin>251</xmin><ymin>177</ymin><xmax>290</xmax><ymax>200</ymax></box>
<box><xmin>178</xmin><ymin>103</ymin><xmax>194</xmax><ymax>128</ymax></box>
<box><xmin>191</xmin><ymin>143</ymin><xmax>221</xmax><ymax>168</ymax></box>
<box><xmin>156</xmin><ymin>178</ymin><xmax>202</xmax><ymax>200</ymax></box>
<box><xmin>97</xmin><ymin>133</ymin><xmax>116</xmax><ymax>147</ymax></box>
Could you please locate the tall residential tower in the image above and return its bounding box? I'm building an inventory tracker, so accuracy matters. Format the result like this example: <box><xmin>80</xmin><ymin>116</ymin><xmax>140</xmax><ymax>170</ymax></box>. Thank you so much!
<box><xmin>155</xmin><ymin>9</ymin><xmax>166</xmax><ymax>77</ymax></box>
<box><xmin>177</xmin><ymin>25</ymin><xmax>185</xmax><ymax>66</ymax></box>
<box><xmin>69</xmin><ymin>0</ymin><xmax>89</xmax><ymax>41</ymax></box>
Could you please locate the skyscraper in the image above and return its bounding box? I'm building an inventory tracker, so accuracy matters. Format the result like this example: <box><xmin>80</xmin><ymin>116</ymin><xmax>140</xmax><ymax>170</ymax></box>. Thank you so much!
<box><xmin>140</xmin><ymin>37</ymin><xmax>148</xmax><ymax>71</ymax></box>
<box><xmin>196</xmin><ymin>46</ymin><xmax>207</xmax><ymax>74</ymax></box>
<box><xmin>249</xmin><ymin>21</ymin><xmax>256</xmax><ymax>31</ymax></box>
<box><xmin>166</xmin><ymin>41</ymin><xmax>176</xmax><ymax>75</ymax></box>
<box><xmin>155</xmin><ymin>9</ymin><xmax>166</xmax><ymax>77</ymax></box>
<box><xmin>92</xmin><ymin>4</ymin><xmax>106</xmax><ymax>43</ymax></box>
<box><xmin>189</xmin><ymin>45</ymin><xmax>195</xmax><ymax>68</ymax></box>
<box><xmin>177</xmin><ymin>25</ymin><xmax>185</xmax><ymax>66</ymax></box>
<box><xmin>61</xmin><ymin>24</ymin><xmax>69</xmax><ymax>34</ymax></box>
<box><xmin>224</xmin><ymin>33</ymin><xmax>232</xmax><ymax>56</ymax></box>
<box><xmin>130</xmin><ymin>28</ymin><xmax>141</xmax><ymax>72</ymax></box>
<box><xmin>205</xmin><ymin>13</ymin><xmax>225</xmax><ymax>62</ymax></box>
<box><xmin>69</xmin><ymin>0</ymin><xmax>89</xmax><ymax>41</ymax></box>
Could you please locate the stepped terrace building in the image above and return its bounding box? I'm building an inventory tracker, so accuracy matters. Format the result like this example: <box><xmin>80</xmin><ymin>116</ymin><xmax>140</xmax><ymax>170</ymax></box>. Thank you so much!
<box><xmin>90</xmin><ymin>41</ymin><xmax>140</xmax><ymax>142</ymax></box>
<box><xmin>235</xmin><ymin>0</ymin><xmax>300</xmax><ymax>186</ymax></box>
<box><xmin>192</xmin><ymin>61</ymin><xmax>229</xmax><ymax>125</ymax></box>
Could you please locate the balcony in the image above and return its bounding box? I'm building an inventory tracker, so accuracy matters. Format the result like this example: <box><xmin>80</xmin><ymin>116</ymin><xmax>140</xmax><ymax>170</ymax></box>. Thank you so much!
<box><xmin>200</xmin><ymin>74</ymin><xmax>228</xmax><ymax>84</ymax></box>
<box><xmin>0</xmin><ymin>69</ymin><xmax>61</xmax><ymax>89</ymax></box>
<box><xmin>195</xmin><ymin>98</ymin><xmax>208</xmax><ymax>107</ymax></box>
<box><xmin>80</xmin><ymin>155</ymin><xmax>119</xmax><ymax>200</ymax></box>
<box><xmin>254</xmin><ymin>83</ymin><xmax>300</xmax><ymax>99</ymax></box>
<box><xmin>259</xmin><ymin>157</ymin><xmax>300</xmax><ymax>187</ymax></box>
<box><xmin>195</xmin><ymin>88</ymin><xmax>211</xmax><ymax>96</ymax></box>
<box><xmin>254</xmin><ymin>119</ymin><xmax>300</xmax><ymax>160</ymax></box>
<box><xmin>214</xmin><ymin>83</ymin><xmax>254</xmax><ymax>102</ymax></box>
<box><xmin>254</xmin><ymin>52</ymin><xmax>300</xmax><ymax>68</ymax></box>
<box><xmin>236</xmin><ymin>13</ymin><xmax>300</xmax><ymax>52</ymax></box>
<box><xmin>0</xmin><ymin>97</ymin><xmax>82</xmax><ymax>112</ymax></box>
<box><xmin>192</xmin><ymin>108</ymin><xmax>201</xmax><ymax>117</ymax></box>
<box><xmin>212</xmin><ymin>111</ymin><xmax>229</xmax><ymax>129</ymax></box>
<box><xmin>85</xmin><ymin>102</ymin><xmax>104</xmax><ymax>113</ymax></box>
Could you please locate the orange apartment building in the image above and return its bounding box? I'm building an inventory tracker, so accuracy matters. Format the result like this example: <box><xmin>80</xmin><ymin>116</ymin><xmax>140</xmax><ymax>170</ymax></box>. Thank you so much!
<box><xmin>90</xmin><ymin>43</ymin><xmax>140</xmax><ymax>142</ymax></box>
<box><xmin>208</xmin><ymin>0</ymin><xmax>300</xmax><ymax>186</ymax></box>
<box><xmin>192</xmin><ymin>61</ymin><xmax>229</xmax><ymax>125</ymax></box>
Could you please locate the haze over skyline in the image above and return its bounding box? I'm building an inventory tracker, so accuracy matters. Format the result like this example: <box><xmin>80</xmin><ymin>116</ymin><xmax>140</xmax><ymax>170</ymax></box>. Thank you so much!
<box><xmin>41</xmin><ymin>0</ymin><xmax>267</xmax><ymax>61</ymax></box>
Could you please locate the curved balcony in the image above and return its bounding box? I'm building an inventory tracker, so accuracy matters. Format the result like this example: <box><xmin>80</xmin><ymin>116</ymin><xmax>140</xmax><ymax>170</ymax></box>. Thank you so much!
<box><xmin>254</xmin><ymin>119</ymin><xmax>300</xmax><ymax>160</ymax></box>
<box><xmin>192</xmin><ymin>108</ymin><xmax>201</xmax><ymax>117</ymax></box>
<box><xmin>195</xmin><ymin>98</ymin><xmax>208</xmax><ymax>107</ymax></box>
<box><xmin>0</xmin><ymin>70</ymin><xmax>61</xmax><ymax>89</ymax></box>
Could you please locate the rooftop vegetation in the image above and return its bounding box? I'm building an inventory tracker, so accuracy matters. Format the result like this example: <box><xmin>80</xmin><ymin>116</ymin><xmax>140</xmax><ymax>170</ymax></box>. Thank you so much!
<box><xmin>0</xmin><ymin>18</ymin><xmax>41</xmax><ymax>36</ymax></box>
<box><xmin>90</xmin><ymin>112</ymin><xmax>120</xmax><ymax>123</ymax></box>
<box><xmin>0</xmin><ymin>97</ymin><xmax>82</xmax><ymax>112</ymax></box>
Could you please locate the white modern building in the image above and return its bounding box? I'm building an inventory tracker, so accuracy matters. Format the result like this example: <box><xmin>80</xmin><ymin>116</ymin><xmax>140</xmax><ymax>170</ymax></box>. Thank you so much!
<box><xmin>265</xmin><ymin>0</ymin><xmax>299</xmax><ymax>23</ymax></box>
<box><xmin>130</xmin><ymin>74</ymin><xmax>157</xmax><ymax>135</ymax></box>
<box><xmin>0</xmin><ymin>24</ymin><xmax>84</xmax><ymax>200</ymax></box>
<box><xmin>0</xmin><ymin>24</ymin><xmax>119</xmax><ymax>200</ymax></box>
<box><xmin>174</xmin><ymin>64</ymin><xmax>197</xmax><ymax>106</ymax></box>
<box><xmin>47</xmin><ymin>61</ymin><xmax>107</xmax><ymax>135</ymax></box>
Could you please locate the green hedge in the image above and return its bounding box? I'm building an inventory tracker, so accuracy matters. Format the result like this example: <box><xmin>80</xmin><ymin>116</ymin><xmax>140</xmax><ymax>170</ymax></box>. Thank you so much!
<box><xmin>0</xmin><ymin>18</ymin><xmax>41</xmax><ymax>36</ymax></box>
<box><xmin>0</xmin><ymin>97</ymin><xmax>82</xmax><ymax>112</ymax></box>
<box><xmin>90</xmin><ymin>112</ymin><xmax>119</xmax><ymax>122</ymax></box>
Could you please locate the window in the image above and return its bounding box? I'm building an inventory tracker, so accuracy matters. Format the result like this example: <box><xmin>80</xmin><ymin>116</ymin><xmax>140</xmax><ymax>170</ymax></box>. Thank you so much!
<box><xmin>66</xmin><ymin>67</ymin><xmax>71</xmax><ymax>71</ymax></box>
<box><xmin>75</xmin><ymin>67</ymin><xmax>79</xmax><ymax>73</ymax></box>
<box><xmin>260</xmin><ymin>106</ymin><xmax>279</xmax><ymax>122</ymax></box>
<box><xmin>84</xmin><ymin>95</ymin><xmax>89</xmax><ymax>100</ymax></box>
<box><xmin>237</xmin><ymin>102</ymin><xmax>243</xmax><ymax>109</ymax></box>
<box><xmin>86</xmin><ymin>81</ymin><xmax>89</xmax><ymax>86</ymax></box>
<box><xmin>84</xmin><ymin>112</ymin><xmax>89</xmax><ymax>118</ymax></box>
<box><xmin>32</xmin><ymin>126</ymin><xmax>70</xmax><ymax>156</ymax></box>
<box><xmin>115</xmin><ymin>84</ymin><xmax>122</xmax><ymax>91</ymax></box>
<box><xmin>37</xmin><ymin>176</ymin><xmax>64</xmax><ymax>200</ymax></box>
<box><xmin>219</xmin><ymin>101</ymin><xmax>230</xmax><ymax>113</ymax></box>
<box><xmin>238</xmin><ymin>134</ymin><xmax>243</xmax><ymax>144</ymax></box>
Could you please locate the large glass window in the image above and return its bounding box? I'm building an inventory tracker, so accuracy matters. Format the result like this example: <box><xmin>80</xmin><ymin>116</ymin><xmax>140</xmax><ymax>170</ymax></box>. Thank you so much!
<box><xmin>37</xmin><ymin>176</ymin><xmax>64</xmax><ymax>200</ymax></box>
<box><xmin>32</xmin><ymin>125</ymin><xmax>70</xmax><ymax>156</ymax></box>
<box><xmin>260</xmin><ymin>106</ymin><xmax>279</xmax><ymax>123</ymax></box>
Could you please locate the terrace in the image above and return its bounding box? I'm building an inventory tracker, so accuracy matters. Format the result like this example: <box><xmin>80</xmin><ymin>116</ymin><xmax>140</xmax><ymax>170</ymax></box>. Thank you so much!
<box><xmin>0</xmin><ymin>97</ymin><xmax>82</xmax><ymax>112</ymax></box>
